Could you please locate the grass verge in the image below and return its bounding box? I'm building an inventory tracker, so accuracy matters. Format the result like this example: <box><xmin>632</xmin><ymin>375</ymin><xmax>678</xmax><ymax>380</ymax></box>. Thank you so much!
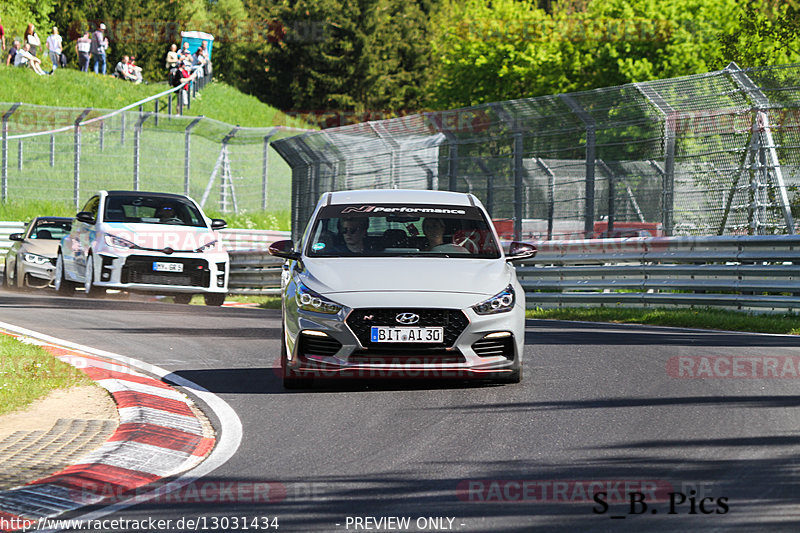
<box><xmin>527</xmin><ymin>307</ymin><xmax>800</xmax><ymax>335</ymax></box>
<box><xmin>0</xmin><ymin>335</ymin><xmax>92</xmax><ymax>416</ymax></box>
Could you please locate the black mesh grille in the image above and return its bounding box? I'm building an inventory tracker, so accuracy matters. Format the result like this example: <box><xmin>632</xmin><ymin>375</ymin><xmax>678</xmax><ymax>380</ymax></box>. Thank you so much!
<box><xmin>349</xmin><ymin>348</ymin><xmax>466</xmax><ymax>365</ymax></box>
<box><xmin>472</xmin><ymin>335</ymin><xmax>515</xmax><ymax>360</ymax></box>
<box><xmin>121</xmin><ymin>256</ymin><xmax>210</xmax><ymax>287</ymax></box>
<box><xmin>346</xmin><ymin>308</ymin><xmax>469</xmax><ymax>348</ymax></box>
<box><xmin>298</xmin><ymin>334</ymin><xmax>342</xmax><ymax>358</ymax></box>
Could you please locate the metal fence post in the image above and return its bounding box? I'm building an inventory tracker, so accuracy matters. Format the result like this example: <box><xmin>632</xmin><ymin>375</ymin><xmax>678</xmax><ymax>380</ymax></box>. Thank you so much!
<box><xmin>636</xmin><ymin>82</ymin><xmax>676</xmax><ymax>236</ymax></box>
<box><xmin>1</xmin><ymin>103</ymin><xmax>21</xmax><ymax>202</ymax></box>
<box><xmin>262</xmin><ymin>130</ymin><xmax>276</xmax><ymax>211</ymax></box>
<box><xmin>133</xmin><ymin>113</ymin><xmax>151</xmax><ymax>191</ymax></box>
<box><xmin>50</xmin><ymin>134</ymin><xmax>55</xmax><ymax>167</ymax></box>
<box><xmin>184</xmin><ymin>116</ymin><xmax>204</xmax><ymax>196</ymax></box>
<box><xmin>560</xmin><ymin>94</ymin><xmax>596</xmax><ymax>236</ymax></box>
<box><xmin>17</xmin><ymin>140</ymin><xmax>22</xmax><ymax>171</ymax></box>
<box><xmin>73</xmin><ymin>108</ymin><xmax>93</xmax><ymax>210</ymax></box>
<box><xmin>168</xmin><ymin>92</ymin><xmax>173</xmax><ymax>118</ymax></box>
<box><xmin>99</xmin><ymin>120</ymin><xmax>104</xmax><ymax>151</ymax></box>
<box><xmin>492</xmin><ymin>103</ymin><xmax>526</xmax><ymax>241</ymax></box>
<box><xmin>154</xmin><ymin>100</ymin><xmax>159</xmax><ymax>127</ymax></box>
<box><xmin>535</xmin><ymin>158</ymin><xmax>557</xmax><ymax>240</ymax></box>
<box><xmin>120</xmin><ymin>112</ymin><xmax>126</xmax><ymax>146</ymax></box>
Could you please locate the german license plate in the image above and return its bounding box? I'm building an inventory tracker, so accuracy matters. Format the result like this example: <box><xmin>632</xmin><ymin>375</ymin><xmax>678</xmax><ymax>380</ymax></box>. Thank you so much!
<box><xmin>370</xmin><ymin>326</ymin><xmax>443</xmax><ymax>343</ymax></box>
<box><xmin>153</xmin><ymin>261</ymin><xmax>184</xmax><ymax>273</ymax></box>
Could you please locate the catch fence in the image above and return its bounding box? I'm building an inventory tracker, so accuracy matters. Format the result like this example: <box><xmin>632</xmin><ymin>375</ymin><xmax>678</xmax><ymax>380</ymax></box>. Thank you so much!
<box><xmin>1</xmin><ymin>84</ymin><xmax>308</xmax><ymax>214</ymax></box>
<box><xmin>274</xmin><ymin>62</ymin><xmax>800</xmax><ymax>243</ymax></box>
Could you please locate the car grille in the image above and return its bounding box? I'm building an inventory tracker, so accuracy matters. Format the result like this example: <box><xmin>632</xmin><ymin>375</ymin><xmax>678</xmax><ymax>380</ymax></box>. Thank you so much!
<box><xmin>298</xmin><ymin>334</ymin><xmax>342</xmax><ymax>358</ymax></box>
<box><xmin>349</xmin><ymin>348</ymin><xmax>466</xmax><ymax>365</ymax></box>
<box><xmin>346</xmin><ymin>308</ymin><xmax>469</xmax><ymax>348</ymax></box>
<box><xmin>121</xmin><ymin>256</ymin><xmax>210</xmax><ymax>287</ymax></box>
<box><xmin>471</xmin><ymin>335</ymin><xmax>515</xmax><ymax>360</ymax></box>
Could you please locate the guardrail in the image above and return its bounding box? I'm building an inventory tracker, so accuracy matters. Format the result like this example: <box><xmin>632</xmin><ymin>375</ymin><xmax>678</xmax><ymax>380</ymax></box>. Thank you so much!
<box><xmin>4</xmin><ymin>225</ymin><xmax>799</xmax><ymax>311</ymax></box>
<box><xmin>517</xmin><ymin>235</ymin><xmax>800</xmax><ymax>313</ymax></box>
<box><xmin>0</xmin><ymin>221</ymin><xmax>26</xmax><ymax>272</ymax></box>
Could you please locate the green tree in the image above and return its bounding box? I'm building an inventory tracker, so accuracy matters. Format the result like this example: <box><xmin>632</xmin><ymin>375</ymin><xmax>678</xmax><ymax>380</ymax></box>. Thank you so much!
<box><xmin>717</xmin><ymin>2</ymin><xmax>800</xmax><ymax>68</ymax></box>
<box><xmin>425</xmin><ymin>0</ymin><xmax>742</xmax><ymax>109</ymax></box>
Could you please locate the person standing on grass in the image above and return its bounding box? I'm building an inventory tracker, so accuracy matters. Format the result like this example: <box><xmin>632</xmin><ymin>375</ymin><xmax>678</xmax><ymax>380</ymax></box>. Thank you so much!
<box><xmin>91</xmin><ymin>23</ymin><xmax>107</xmax><ymax>74</ymax></box>
<box><xmin>0</xmin><ymin>16</ymin><xmax>6</xmax><ymax>53</ymax></box>
<box><xmin>46</xmin><ymin>26</ymin><xmax>62</xmax><ymax>72</ymax></box>
<box><xmin>76</xmin><ymin>31</ymin><xmax>91</xmax><ymax>72</ymax></box>
<box><xmin>24</xmin><ymin>23</ymin><xmax>41</xmax><ymax>57</ymax></box>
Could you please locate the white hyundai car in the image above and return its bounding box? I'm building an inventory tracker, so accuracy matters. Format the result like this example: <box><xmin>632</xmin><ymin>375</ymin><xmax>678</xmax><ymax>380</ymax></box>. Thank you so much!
<box><xmin>269</xmin><ymin>189</ymin><xmax>536</xmax><ymax>388</ymax></box>
<box><xmin>56</xmin><ymin>190</ymin><xmax>229</xmax><ymax>305</ymax></box>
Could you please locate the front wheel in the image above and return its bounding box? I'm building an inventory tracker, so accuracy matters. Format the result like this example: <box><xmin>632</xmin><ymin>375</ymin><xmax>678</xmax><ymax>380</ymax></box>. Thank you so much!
<box><xmin>54</xmin><ymin>253</ymin><xmax>75</xmax><ymax>295</ymax></box>
<box><xmin>3</xmin><ymin>260</ymin><xmax>13</xmax><ymax>289</ymax></box>
<box><xmin>84</xmin><ymin>255</ymin><xmax>105</xmax><ymax>298</ymax></box>
<box><xmin>173</xmin><ymin>293</ymin><xmax>193</xmax><ymax>304</ymax></box>
<box><xmin>203</xmin><ymin>293</ymin><xmax>226</xmax><ymax>306</ymax></box>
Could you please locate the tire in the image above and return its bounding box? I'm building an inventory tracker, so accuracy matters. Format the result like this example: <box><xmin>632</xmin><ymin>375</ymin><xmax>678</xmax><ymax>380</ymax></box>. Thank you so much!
<box><xmin>54</xmin><ymin>252</ymin><xmax>75</xmax><ymax>296</ymax></box>
<box><xmin>173</xmin><ymin>293</ymin><xmax>193</xmax><ymax>304</ymax></box>
<box><xmin>281</xmin><ymin>328</ymin><xmax>312</xmax><ymax>389</ymax></box>
<box><xmin>203</xmin><ymin>293</ymin><xmax>226</xmax><ymax>306</ymax></box>
<box><xmin>84</xmin><ymin>254</ymin><xmax>105</xmax><ymax>298</ymax></box>
<box><xmin>3</xmin><ymin>260</ymin><xmax>13</xmax><ymax>289</ymax></box>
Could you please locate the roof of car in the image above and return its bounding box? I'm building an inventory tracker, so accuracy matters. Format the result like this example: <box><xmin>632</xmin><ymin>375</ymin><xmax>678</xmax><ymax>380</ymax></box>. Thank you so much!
<box><xmin>31</xmin><ymin>216</ymin><xmax>73</xmax><ymax>222</ymax></box>
<box><xmin>326</xmin><ymin>189</ymin><xmax>476</xmax><ymax>206</ymax></box>
<box><xmin>104</xmin><ymin>190</ymin><xmax>193</xmax><ymax>200</ymax></box>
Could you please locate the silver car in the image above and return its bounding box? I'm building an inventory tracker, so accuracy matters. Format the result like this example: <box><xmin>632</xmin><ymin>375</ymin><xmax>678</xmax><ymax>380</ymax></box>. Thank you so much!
<box><xmin>269</xmin><ymin>189</ymin><xmax>536</xmax><ymax>388</ymax></box>
<box><xmin>4</xmin><ymin>217</ymin><xmax>73</xmax><ymax>289</ymax></box>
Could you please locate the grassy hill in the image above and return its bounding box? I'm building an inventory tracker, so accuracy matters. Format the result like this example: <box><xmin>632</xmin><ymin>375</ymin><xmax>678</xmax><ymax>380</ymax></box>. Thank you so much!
<box><xmin>0</xmin><ymin>67</ymin><xmax>310</xmax><ymax>229</ymax></box>
<box><xmin>0</xmin><ymin>66</ymin><xmax>311</xmax><ymax>129</ymax></box>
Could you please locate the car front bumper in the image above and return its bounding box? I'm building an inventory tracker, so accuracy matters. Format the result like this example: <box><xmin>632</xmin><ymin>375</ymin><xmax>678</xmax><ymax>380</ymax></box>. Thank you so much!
<box><xmin>90</xmin><ymin>251</ymin><xmax>229</xmax><ymax>293</ymax></box>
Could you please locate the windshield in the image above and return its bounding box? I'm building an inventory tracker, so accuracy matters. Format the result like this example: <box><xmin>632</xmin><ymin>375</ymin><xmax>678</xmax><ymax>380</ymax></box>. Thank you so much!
<box><xmin>305</xmin><ymin>203</ymin><xmax>501</xmax><ymax>259</ymax></box>
<box><xmin>28</xmin><ymin>219</ymin><xmax>72</xmax><ymax>240</ymax></box>
<box><xmin>103</xmin><ymin>195</ymin><xmax>207</xmax><ymax>227</ymax></box>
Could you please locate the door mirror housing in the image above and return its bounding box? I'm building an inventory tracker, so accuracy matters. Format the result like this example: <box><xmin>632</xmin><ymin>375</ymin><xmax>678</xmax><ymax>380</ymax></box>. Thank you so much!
<box><xmin>269</xmin><ymin>239</ymin><xmax>301</xmax><ymax>261</ymax></box>
<box><xmin>9</xmin><ymin>233</ymin><xmax>23</xmax><ymax>242</ymax></box>
<box><xmin>211</xmin><ymin>218</ymin><xmax>227</xmax><ymax>230</ymax></box>
<box><xmin>506</xmin><ymin>241</ymin><xmax>537</xmax><ymax>262</ymax></box>
<box><xmin>76</xmin><ymin>211</ymin><xmax>95</xmax><ymax>224</ymax></box>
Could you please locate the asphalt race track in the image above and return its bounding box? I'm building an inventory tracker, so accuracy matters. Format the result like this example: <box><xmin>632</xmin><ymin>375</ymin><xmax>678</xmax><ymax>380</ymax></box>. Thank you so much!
<box><xmin>1</xmin><ymin>290</ymin><xmax>800</xmax><ymax>532</ymax></box>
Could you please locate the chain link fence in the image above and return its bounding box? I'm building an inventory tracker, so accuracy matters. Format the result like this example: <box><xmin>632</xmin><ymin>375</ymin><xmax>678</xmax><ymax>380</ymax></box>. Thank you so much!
<box><xmin>1</xmin><ymin>92</ymin><xmax>307</xmax><ymax>214</ymax></box>
<box><xmin>274</xmin><ymin>62</ymin><xmax>800</xmax><ymax>242</ymax></box>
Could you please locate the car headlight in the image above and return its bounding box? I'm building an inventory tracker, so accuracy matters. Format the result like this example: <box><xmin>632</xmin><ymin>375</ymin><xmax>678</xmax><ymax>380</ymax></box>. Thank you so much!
<box><xmin>472</xmin><ymin>285</ymin><xmax>515</xmax><ymax>315</ymax></box>
<box><xmin>195</xmin><ymin>240</ymin><xmax>218</xmax><ymax>253</ymax></box>
<box><xmin>23</xmin><ymin>253</ymin><xmax>50</xmax><ymax>265</ymax></box>
<box><xmin>104</xmin><ymin>234</ymin><xmax>137</xmax><ymax>249</ymax></box>
<box><xmin>295</xmin><ymin>282</ymin><xmax>342</xmax><ymax>314</ymax></box>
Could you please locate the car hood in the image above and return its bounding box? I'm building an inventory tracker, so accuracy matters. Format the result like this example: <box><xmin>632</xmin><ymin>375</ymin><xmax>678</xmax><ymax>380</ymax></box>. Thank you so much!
<box><xmin>101</xmin><ymin>223</ymin><xmax>223</xmax><ymax>252</ymax></box>
<box><xmin>302</xmin><ymin>257</ymin><xmax>512</xmax><ymax>307</ymax></box>
<box><xmin>22</xmin><ymin>239</ymin><xmax>60</xmax><ymax>257</ymax></box>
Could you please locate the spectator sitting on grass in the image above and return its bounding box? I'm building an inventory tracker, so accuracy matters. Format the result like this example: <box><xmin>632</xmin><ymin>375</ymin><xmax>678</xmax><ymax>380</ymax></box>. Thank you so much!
<box><xmin>15</xmin><ymin>43</ymin><xmax>47</xmax><ymax>75</ymax></box>
<box><xmin>6</xmin><ymin>39</ymin><xmax>19</xmax><ymax>67</ymax></box>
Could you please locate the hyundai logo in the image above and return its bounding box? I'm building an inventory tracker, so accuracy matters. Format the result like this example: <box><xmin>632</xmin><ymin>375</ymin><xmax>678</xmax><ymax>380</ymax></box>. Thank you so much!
<box><xmin>396</xmin><ymin>312</ymin><xmax>420</xmax><ymax>325</ymax></box>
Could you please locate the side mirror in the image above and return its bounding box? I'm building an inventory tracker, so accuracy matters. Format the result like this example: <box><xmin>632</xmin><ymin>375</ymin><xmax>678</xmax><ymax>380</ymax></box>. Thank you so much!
<box><xmin>268</xmin><ymin>239</ymin><xmax>301</xmax><ymax>260</ymax></box>
<box><xmin>506</xmin><ymin>241</ymin><xmax>537</xmax><ymax>262</ymax></box>
<box><xmin>76</xmin><ymin>211</ymin><xmax>95</xmax><ymax>224</ymax></box>
<box><xmin>211</xmin><ymin>218</ymin><xmax>227</xmax><ymax>230</ymax></box>
<box><xmin>9</xmin><ymin>233</ymin><xmax>23</xmax><ymax>242</ymax></box>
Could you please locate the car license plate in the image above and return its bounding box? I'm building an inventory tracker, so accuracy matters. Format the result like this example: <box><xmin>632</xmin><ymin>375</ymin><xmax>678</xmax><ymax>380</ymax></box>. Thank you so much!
<box><xmin>153</xmin><ymin>261</ymin><xmax>184</xmax><ymax>273</ymax></box>
<box><xmin>370</xmin><ymin>327</ymin><xmax>443</xmax><ymax>343</ymax></box>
